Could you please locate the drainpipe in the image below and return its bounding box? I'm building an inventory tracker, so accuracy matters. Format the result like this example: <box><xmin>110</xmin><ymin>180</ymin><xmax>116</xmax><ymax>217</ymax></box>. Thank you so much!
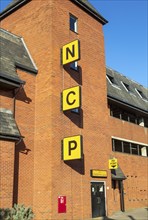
<box><xmin>13</xmin><ymin>84</ymin><xmax>24</xmax><ymax>118</ymax></box>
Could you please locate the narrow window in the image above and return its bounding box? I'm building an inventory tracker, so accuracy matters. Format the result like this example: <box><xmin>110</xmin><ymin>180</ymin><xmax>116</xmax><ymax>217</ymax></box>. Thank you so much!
<box><xmin>131</xmin><ymin>143</ymin><xmax>139</xmax><ymax>155</ymax></box>
<box><xmin>110</xmin><ymin>106</ymin><xmax>121</xmax><ymax>119</ymax></box>
<box><xmin>135</xmin><ymin>88</ymin><xmax>147</xmax><ymax>100</ymax></box>
<box><xmin>113</xmin><ymin>139</ymin><xmax>123</xmax><ymax>152</ymax></box>
<box><xmin>139</xmin><ymin>145</ymin><xmax>147</xmax><ymax>157</ymax></box>
<box><xmin>70</xmin><ymin>61</ymin><xmax>78</xmax><ymax>71</ymax></box>
<box><xmin>123</xmin><ymin>141</ymin><xmax>130</xmax><ymax>154</ymax></box>
<box><xmin>70</xmin><ymin>14</ymin><xmax>77</xmax><ymax>33</ymax></box>
<box><xmin>121</xmin><ymin>82</ymin><xmax>131</xmax><ymax>92</ymax></box>
<box><xmin>71</xmin><ymin>108</ymin><xmax>79</xmax><ymax>114</ymax></box>
<box><xmin>107</xmin><ymin>75</ymin><xmax>115</xmax><ymax>84</ymax></box>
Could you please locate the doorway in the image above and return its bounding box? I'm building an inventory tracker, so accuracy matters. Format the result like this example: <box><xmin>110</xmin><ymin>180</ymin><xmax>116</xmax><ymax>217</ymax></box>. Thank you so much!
<box><xmin>91</xmin><ymin>182</ymin><xmax>106</xmax><ymax>218</ymax></box>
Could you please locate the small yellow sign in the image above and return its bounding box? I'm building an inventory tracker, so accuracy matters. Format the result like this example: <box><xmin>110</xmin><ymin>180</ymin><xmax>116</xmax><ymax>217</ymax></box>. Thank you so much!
<box><xmin>62</xmin><ymin>86</ymin><xmax>81</xmax><ymax>111</ymax></box>
<box><xmin>109</xmin><ymin>158</ymin><xmax>118</xmax><ymax>169</ymax></box>
<box><xmin>91</xmin><ymin>170</ymin><xmax>107</xmax><ymax>178</ymax></box>
<box><xmin>62</xmin><ymin>39</ymin><xmax>80</xmax><ymax>65</ymax></box>
<box><xmin>62</xmin><ymin>135</ymin><xmax>82</xmax><ymax>161</ymax></box>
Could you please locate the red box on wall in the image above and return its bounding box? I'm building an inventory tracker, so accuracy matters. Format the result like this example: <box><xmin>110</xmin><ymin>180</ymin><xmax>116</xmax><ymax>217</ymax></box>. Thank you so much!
<box><xmin>58</xmin><ymin>196</ymin><xmax>66</xmax><ymax>213</ymax></box>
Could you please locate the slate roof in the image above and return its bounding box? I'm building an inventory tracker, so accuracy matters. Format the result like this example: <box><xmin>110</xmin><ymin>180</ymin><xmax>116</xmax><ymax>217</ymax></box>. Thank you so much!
<box><xmin>0</xmin><ymin>28</ymin><xmax>37</xmax><ymax>89</ymax></box>
<box><xmin>0</xmin><ymin>0</ymin><xmax>108</xmax><ymax>24</ymax></box>
<box><xmin>106</xmin><ymin>67</ymin><xmax>148</xmax><ymax>113</ymax></box>
<box><xmin>0</xmin><ymin>108</ymin><xmax>21</xmax><ymax>140</ymax></box>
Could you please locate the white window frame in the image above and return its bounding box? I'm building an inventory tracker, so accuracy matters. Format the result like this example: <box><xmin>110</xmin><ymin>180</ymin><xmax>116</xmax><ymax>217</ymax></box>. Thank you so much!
<box><xmin>70</xmin><ymin>14</ymin><xmax>78</xmax><ymax>33</ymax></box>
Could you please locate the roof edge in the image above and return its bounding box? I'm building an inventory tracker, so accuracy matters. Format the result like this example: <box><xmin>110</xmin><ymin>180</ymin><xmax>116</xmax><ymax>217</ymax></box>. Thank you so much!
<box><xmin>71</xmin><ymin>0</ymin><xmax>108</xmax><ymax>25</ymax></box>
<box><xmin>0</xmin><ymin>0</ymin><xmax>31</xmax><ymax>20</ymax></box>
<box><xmin>0</xmin><ymin>73</ymin><xmax>25</xmax><ymax>85</ymax></box>
<box><xmin>108</xmin><ymin>96</ymin><xmax>148</xmax><ymax>114</ymax></box>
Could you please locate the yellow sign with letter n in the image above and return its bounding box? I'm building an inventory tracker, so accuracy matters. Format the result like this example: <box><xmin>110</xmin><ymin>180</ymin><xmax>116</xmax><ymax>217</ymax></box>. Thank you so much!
<box><xmin>62</xmin><ymin>39</ymin><xmax>80</xmax><ymax>65</ymax></box>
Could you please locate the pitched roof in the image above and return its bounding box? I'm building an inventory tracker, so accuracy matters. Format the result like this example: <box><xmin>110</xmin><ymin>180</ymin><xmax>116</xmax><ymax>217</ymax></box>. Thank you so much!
<box><xmin>0</xmin><ymin>28</ymin><xmax>37</xmax><ymax>89</ymax></box>
<box><xmin>0</xmin><ymin>0</ymin><xmax>108</xmax><ymax>24</ymax></box>
<box><xmin>106</xmin><ymin>67</ymin><xmax>148</xmax><ymax>113</ymax></box>
<box><xmin>0</xmin><ymin>108</ymin><xmax>21</xmax><ymax>140</ymax></box>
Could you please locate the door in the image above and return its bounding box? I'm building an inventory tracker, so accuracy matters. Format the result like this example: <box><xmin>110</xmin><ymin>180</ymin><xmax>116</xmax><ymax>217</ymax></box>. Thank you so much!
<box><xmin>91</xmin><ymin>182</ymin><xmax>106</xmax><ymax>218</ymax></box>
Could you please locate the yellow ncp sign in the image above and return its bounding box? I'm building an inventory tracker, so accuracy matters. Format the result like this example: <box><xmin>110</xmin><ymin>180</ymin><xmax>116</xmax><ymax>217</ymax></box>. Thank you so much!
<box><xmin>109</xmin><ymin>158</ymin><xmax>118</xmax><ymax>169</ymax></box>
<box><xmin>62</xmin><ymin>135</ymin><xmax>82</xmax><ymax>161</ymax></box>
<box><xmin>62</xmin><ymin>86</ymin><xmax>81</xmax><ymax>111</ymax></box>
<box><xmin>62</xmin><ymin>39</ymin><xmax>80</xmax><ymax>65</ymax></box>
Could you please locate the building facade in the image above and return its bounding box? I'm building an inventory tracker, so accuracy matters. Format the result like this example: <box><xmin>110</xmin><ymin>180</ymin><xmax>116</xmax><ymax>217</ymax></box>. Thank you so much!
<box><xmin>0</xmin><ymin>0</ymin><xmax>147</xmax><ymax>219</ymax></box>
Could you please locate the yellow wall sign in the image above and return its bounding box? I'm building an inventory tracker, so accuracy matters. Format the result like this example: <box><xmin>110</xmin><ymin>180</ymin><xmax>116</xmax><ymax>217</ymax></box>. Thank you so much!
<box><xmin>109</xmin><ymin>158</ymin><xmax>118</xmax><ymax>169</ymax></box>
<box><xmin>62</xmin><ymin>135</ymin><xmax>82</xmax><ymax>161</ymax></box>
<box><xmin>62</xmin><ymin>86</ymin><xmax>81</xmax><ymax>111</ymax></box>
<box><xmin>62</xmin><ymin>39</ymin><xmax>80</xmax><ymax>65</ymax></box>
<box><xmin>91</xmin><ymin>170</ymin><xmax>107</xmax><ymax>178</ymax></box>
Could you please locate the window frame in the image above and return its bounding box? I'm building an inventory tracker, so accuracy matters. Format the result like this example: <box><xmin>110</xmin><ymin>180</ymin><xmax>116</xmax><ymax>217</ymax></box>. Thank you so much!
<box><xmin>70</xmin><ymin>14</ymin><xmax>78</xmax><ymax>33</ymax></box>
<box><xmin>70</xmin><ymin>61</ymin><xmax>79</xmax><ymax>71</ymax></box>
<box><xmin>112</xmin><ymin>138</ymin><xmax>148</xmax><ymax>157</ymax></box>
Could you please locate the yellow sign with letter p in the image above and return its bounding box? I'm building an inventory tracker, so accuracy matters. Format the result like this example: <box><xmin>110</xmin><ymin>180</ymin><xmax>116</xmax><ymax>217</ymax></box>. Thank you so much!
<box><xmin>62</xmin><ymin>135</ymin><xmax>82</xmax><ymax>161</ymax></box>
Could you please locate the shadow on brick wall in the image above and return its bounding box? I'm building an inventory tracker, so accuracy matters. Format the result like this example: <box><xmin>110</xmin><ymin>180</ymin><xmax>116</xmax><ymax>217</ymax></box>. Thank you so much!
<box><xmin>64</xmin><ymin>64</ymin><xmax>82</xmax><ymax>85</ymax></box>
<box><xmin>13</xmin><ymin>139</ymin><xmax>31</xmax><ymax>205</ymax></box>
<box><xmin>64</xmin><ymin>108</ymin><xmax>83</xmax><ymax>128</ymax></box>
<box><xmin>64</xmin><ymin>154</ymin><xmax>85</xmax><ymax>175</ymax></box>
<box><xmin>15</xmin><ymin>87</ymin><xmax>32</xmax><ymax>104</ymax></box>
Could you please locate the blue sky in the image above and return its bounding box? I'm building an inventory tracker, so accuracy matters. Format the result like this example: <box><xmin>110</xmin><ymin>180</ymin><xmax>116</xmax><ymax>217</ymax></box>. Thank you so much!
<box><xmin>0</xmin><ymin>0</ymin><xmax>147</xmax><ymax>88</ymax></box>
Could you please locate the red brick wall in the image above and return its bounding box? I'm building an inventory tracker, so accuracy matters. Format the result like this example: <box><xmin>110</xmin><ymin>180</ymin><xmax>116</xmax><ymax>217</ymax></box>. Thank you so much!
<box><xmin>1</xmin><ymin>0</ymin><xmax>147</xmax><ymax>219</ymax></box>
<box><xmin>108</xmin><ymin>115</ymin><xmax>148</xmax><ymax>214</ymax></box>
<box><xmin>0</xmin><ymin>140</ymin><xmax>15</xmax><ymax>208</ymax></box>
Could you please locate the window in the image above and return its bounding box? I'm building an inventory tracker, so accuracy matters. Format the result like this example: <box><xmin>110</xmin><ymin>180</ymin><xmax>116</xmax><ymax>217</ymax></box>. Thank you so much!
<box><xmin>139</xmin><ymin>145</ymin><xmax>147</xmax><ymax>157</ymax></box>
<box><xmin>112</xmin><ymin>139</ymin><xmax>123</xmax><ymax>152</ymax></box>
<box><xmin>71</xmin><ymin>108</ymin><xmax>79</xmax><ymax>114</ymax></box>
<box><xmin>109</xmin><ymin>103</ymin><xmax>148</xmax><ymax>128</ymax></box>
<box><xmin>70</xmin><ymin>14</ymin><xmax>77</xmax><ymax>33</ymax></box>
<box><xmin>123</xmin><ymin>142</ymin><xmax>130</xmax><ymax>154</ymax></box>
<box><xmin>131</xmin><ymin>143</ymin><xmax>138</xmax><ymax>155</ymax></box>
<box><xmin>70</xmin><ymin>61</ymin><xmax>78</xmax><ymax>71</ymax></box>
<box><xmin>112</xmin><ymin>138</ymin><xmax>148</xmax><ymax>157</ymax></box>
<box><xmin>107</xmin><ymin>75</ymin><xmax>115</xmax><ymax>84</ymax></box>
<box><xmin>135</xmin><ymin>88</ymin><xmax>147</xmax><ymax>101</ymax></box>
<box><xmin>121</xmin><ymin>82</ymin><xmax>133</xmax><ymax>93</ymax></box>
<box><xmin>106</xmin><ymin>75</ymin><xmax>120</xmax><ymax>89</ymax></box>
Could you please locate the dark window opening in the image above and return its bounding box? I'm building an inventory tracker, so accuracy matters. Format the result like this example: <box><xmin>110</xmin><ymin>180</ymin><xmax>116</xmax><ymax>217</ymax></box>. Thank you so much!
<box><xmin>112</xmin><ymin>138</ymin><xmax>148</xmax><ymax>157</ymax></box>
<box><xmin>123</xmin><ymin>142</ymin><xmax>130</xmax><ymax>154</ymax></box>
<box><xmin>136</xmin><ymin>89</ymin><xmax>147</xmax><ymax>100</ymax></box>
<box><xmin>109</xmin><ymin>104</ymin><xmax>148</xmax><ymax>128</ymax></box>
<box><xmin>122</xmin><ymin>82</ymin><xmax>131</xmax><ymax>92</ymax></box>
<box><xmin>131</xmin><ymin>143</ymin><xmax>138</xmax><ymax>155</ymax></box>
<box><xmin>113</xmin><ymin>139</ymin><xmax>123</xmax><ymax>152</ymax></box>
<box><xmin>70</xmin><ymin>14</ymin><xmax>77</xmax><ymax>33</ymax></box>
<box><xmin>70</xmin><ymin>61</ymin><xmax>78</xmax><ymax>71</ymax></box>
<box><xmin>107</xmin><ymin>75</ymin><xmax>118</xmax><ymax>85</ymax></box>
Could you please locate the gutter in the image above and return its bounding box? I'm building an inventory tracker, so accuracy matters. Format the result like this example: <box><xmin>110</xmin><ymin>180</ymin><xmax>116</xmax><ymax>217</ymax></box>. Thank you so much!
<box><xmin>0</xmin><ymin>133</ymin><xmax>24</xmax><ymax>142</ymax></box>
<box><xmin>71</xmin><ymin>0</ymin><xmax>108</xmax><ymax>25</ymax></box>
<box><xmin>0</xmin><ymin>72</ymin><xmax>26</xmax><ymax>85</ymax></box>
<box><xmin>108</xmin><ymin>96</ymin><xmax>148</xmax><ymax>115</ymax></box>
<box><xmin>0</xmin><ymin>0</ymin><xmax>31</xmax><ymax>20</ymax></box>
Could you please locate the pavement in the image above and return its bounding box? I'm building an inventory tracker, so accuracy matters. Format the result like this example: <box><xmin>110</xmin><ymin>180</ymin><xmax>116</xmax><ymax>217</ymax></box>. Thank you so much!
<box><xmin>87</xmin><ymin>207</ymin><xmax>148</xmax><ymax>220</ymax></box>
